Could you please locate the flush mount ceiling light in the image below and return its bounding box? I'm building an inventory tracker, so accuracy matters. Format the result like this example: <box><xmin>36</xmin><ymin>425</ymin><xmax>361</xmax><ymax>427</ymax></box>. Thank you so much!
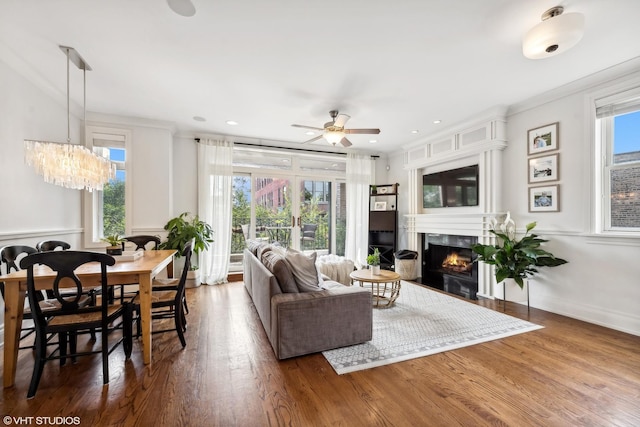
<box><xmin>523</xmin><ymin>6</ymin><xmax>585</xmax><ymax>59</ymax></box>
<box><xmin>24</xmin><ymin>46</ymin><xmax>115</xmax><ymax>192</ymax></box>
<box><xmin>167</xmin><ymin>0</ymin><xmax>196</xmax><ymax>17</ymax></box>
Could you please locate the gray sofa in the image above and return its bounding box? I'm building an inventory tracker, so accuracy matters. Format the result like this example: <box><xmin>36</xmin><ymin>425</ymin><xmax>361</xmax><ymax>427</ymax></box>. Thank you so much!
<box><xmin>243</xmin><ymin>244</ymin><xmax>372</xmax><ymax>359</ymax></box>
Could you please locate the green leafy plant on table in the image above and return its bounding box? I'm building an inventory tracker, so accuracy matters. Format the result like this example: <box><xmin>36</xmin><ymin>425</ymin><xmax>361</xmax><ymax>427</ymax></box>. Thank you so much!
<box><xmin>471</xmin><ymin>212</ymin><xmax>568</xmax><ymax>289</ymax></box>
<box><xmin>367</xmin><ymin>248</ymin><xmax>381</xmax><ymax>266</ymax></box>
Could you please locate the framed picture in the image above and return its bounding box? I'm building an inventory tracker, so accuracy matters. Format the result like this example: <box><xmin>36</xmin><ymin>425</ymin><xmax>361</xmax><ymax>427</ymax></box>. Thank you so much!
<box><xmin>529</xmin><ymin>185</ymin><xmax>559</xmax><ymax>212</ymax></box>
<box><xmin>528</xmin><ymin>122</ymin><xmax>559</xmax><ymax>155</ymax></box>
<box><xmin>374</xmin><ymin>201</ymin><xmax>387</xmax><ymax>211</ymax></box>
<box><xmin>528</xmin><ymin>153</ymin><xmax>559</xmax><ymax>183</ymax></box>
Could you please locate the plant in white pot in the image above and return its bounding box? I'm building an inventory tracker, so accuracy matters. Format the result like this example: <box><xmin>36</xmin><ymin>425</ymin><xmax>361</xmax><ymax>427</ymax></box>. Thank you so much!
<box><xmin>471</xmin><ymin>212</ymin><xmax>567</xmax><ymax>301</ymax></box>
<box><xmin>159</xmin><ymin>212</ymin><xmax>214</xmax><ymax>286</ymax></box>
<box><xmin>367</xmin><ymin>248</ymin><xmax>381</xmax><ymax>275</ymax></box>
<box><xmin>101</xmin><ymin>234</ymin><xmax>125</xmax><ymax>256</ymax></box>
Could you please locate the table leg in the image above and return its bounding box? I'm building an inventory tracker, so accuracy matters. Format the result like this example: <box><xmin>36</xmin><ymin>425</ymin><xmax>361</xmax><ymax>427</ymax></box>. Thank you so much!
<box><xmin>3</xmin><ymin>283</ymin><xmax>26</xmax><ymax>388</ymax></box>
<box><xmin>138</xmin><ymin>274</ymin><xmax>153</xmax><ymax>364</ymax></box>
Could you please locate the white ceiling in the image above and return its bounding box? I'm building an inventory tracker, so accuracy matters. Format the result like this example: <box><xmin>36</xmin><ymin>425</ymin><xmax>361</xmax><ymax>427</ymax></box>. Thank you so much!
<box><xmin>2</xmin><ymin>0</ymin><xmax>640</xmax><ymax>154</ymax></box>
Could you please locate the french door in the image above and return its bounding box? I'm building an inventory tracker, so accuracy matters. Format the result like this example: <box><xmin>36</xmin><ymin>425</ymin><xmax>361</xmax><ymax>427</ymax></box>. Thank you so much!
<box><xmin>231</xmin><ymin>173</ymin><xmax>343</xmax><ymax>268</ymax></box>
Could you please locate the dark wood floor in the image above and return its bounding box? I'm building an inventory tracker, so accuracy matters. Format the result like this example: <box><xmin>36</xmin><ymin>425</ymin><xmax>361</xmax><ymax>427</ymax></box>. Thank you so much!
<box><xmin>2</xmin><ymin>281</ymin><xmax>640</xmax><ymax>426</ymax></box>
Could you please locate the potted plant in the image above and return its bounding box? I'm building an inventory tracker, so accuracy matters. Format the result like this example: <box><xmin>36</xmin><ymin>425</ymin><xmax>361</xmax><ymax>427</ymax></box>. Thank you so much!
<box><xmin>159</xmin><ymin>212</ymin><xmax>214</xmax><ymax>283</ymax></box>
<box><xmin>101</xmin><ymin>234</ymin><xmax>124</xmax><ymax>255</ymax></box>
<box><xmin>471</xmin><ymin>212</ymin><xmax>567</xmax><ymax>296</ymax></box>
<box><xmin>367</xmin><ymin>247</ymin><xmax>381</xmax><ymax>275</ymax></box>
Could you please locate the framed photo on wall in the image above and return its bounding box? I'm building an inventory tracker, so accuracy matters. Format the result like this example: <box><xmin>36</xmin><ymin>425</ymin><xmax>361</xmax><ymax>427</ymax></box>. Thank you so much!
<box><xmin>529</xmin><ymin>185</ymin><xmax>559</xmax><ymax>212</ymax></box>
<box><xmin>528</xmin><ymin>153</ymin><xmax>559</xmax><ymax>183</ymax></box>
<box><xmin>374</xmin><ymin>201</ymin><xmax>387</xmax><ymax>211</ymax></box>
<box><xmin>528</xmin><ymin>122</ymin><xmax>559</xmax><ymax>155</ymax></box>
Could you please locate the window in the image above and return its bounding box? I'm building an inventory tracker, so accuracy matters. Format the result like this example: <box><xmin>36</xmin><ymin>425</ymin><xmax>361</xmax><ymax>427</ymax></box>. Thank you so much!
<box><xmin>84</xmin><ymin>126</ymin><xmax>132</xmax><ymax>246</ymax></box>
<box><xmin>595</xmin><ymin>88</ymin><xmax>640</xmax><ymax>233</ymax></box>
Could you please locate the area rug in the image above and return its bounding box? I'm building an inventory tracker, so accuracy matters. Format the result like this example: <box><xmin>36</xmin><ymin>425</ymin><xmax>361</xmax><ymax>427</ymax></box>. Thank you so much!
<box><xmin>322</xmin><ymin>281</ymin><xmax>543</xmax><ymax>374</ymax></box>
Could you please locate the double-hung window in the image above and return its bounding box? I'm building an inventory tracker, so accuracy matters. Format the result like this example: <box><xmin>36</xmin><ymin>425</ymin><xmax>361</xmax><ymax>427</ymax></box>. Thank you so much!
<box><xmin>84</xmin><ymin>126</ymin><xmax>132</xmax><ymax>246</ymax></box>
<box><xmin>595</xmin><ymin>87</ymin><xmax>640</xmax><ymax>233</ymax></box>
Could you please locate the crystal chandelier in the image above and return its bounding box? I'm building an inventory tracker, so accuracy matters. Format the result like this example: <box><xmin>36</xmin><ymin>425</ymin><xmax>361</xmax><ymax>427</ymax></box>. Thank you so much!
<box><xmin>24</xmin><ymin>46</ymin><xmax>115</xmax><ymax>192</ymax></box>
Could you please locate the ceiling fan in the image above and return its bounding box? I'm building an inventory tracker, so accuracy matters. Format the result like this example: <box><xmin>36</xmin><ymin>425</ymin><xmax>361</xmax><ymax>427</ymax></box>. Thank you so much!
<box><xmin>292</xmin><ymin>110</ymin><xmax>381</xmax><ymax>147</ymax></box>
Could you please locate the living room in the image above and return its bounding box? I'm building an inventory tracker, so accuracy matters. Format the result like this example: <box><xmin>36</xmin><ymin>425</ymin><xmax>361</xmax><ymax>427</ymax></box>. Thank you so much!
<box><xmin>1</xmin><ymin>1</ymin><xmax>639</xmax><ymax>425</ymax></box>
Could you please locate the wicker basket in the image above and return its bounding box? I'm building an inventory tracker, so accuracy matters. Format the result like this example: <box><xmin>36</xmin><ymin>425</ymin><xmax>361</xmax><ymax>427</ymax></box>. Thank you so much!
<box><xmin>395</xmin><ymin>258</ymin><xmax>418</xmax><ymax>280</ymax></box>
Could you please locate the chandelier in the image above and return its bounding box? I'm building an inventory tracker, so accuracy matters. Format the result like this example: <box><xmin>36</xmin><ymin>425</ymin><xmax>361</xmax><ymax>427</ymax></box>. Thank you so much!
<box><xmin>24</xmin><ymin>46</ymin><xmax>115</xmax><ymax>192</ymax></box>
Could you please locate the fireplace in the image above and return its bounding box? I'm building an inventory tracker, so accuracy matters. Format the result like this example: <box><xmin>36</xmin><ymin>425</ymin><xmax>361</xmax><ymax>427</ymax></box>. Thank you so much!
<box><xmin>422</xmin><ymin>234</ymin><xmax>478</xmax><ymax>299</ymax></box>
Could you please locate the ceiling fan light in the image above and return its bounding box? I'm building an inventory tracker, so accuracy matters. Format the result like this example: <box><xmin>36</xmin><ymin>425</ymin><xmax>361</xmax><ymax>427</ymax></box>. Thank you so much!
<box><xmin>324</xmin><ymin>130</ymin><xmax>345</xmax><ymax>145</ymax></box>
<box><xmin>523</xmin><ymin>7</ymin><xmax>584</xmax><ymax>59</ymax></box>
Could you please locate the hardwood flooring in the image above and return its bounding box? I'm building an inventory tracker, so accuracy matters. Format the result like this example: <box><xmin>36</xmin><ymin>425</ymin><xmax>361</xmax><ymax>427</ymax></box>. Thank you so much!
<box><xmin>2</xmin><ymin>281</ymin><xmax>639</xmax><ymax>426</ymax></box>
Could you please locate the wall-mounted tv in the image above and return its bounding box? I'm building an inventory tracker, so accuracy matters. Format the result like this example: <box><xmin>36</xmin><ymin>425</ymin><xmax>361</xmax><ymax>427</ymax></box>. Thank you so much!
<box><xmin>423</xmin><ymin>165</ymin><xmax>479</xmax><ymax>208</ymax></box>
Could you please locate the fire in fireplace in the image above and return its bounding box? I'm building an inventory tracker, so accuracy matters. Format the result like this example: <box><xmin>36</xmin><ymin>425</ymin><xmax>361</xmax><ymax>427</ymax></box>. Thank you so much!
<box><xmin>441</xmin><ymin>251</ymin><xmax>472</xmax><ymax>274</ymax></box>
<box><xmin>422</xmin><ymin>234</ymin><xmax>479</xmax><ymax>300</ymax></box>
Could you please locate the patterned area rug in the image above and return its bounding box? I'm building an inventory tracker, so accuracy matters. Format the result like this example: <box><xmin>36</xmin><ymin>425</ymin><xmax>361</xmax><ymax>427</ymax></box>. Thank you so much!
<box><xmin>323</xmin><ymin>281</ymin><xmax>543</xmax><ymax>374</ymax></box>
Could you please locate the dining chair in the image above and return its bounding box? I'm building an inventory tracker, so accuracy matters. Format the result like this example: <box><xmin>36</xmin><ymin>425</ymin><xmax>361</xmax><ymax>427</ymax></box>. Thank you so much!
<box><xmin>123</xmin><ymin>235</ymin><xmax>161</xmax><ymax>251</ymax></box>
<box><xmin>115</xmin><ymin>235</ymin><xmax>162</xmax><ymax>303</ymax></box>
<box><xmin>0</xmin><ymin>245</ymin><xmax>44</xmax><ymax>349</ymax></box>
<box><xmin>129</xmin><ymin>241</ymin><xmax>192</xmax><ymax>348</ymax></box>
<box><xmin>35</xmin><ymin>240</ymin><xmax>71</xmax><ymax>252</ymax></box>
<box><xmin>20</xmin><ymin>250</ymin><xmax>132</xmax><ymax>399</ymax></box>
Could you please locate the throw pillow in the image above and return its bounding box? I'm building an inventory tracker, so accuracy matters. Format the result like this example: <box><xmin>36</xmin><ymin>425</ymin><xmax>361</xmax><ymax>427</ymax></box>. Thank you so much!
<box><xmin>284</xmin><ymin>248</ymin><xmax>321</xmax><ymax>292</ymax></box>
<box><xmin>261</xmin><ymin>250</ymin><xmax>298</xmax><ymax>293</ymax></box>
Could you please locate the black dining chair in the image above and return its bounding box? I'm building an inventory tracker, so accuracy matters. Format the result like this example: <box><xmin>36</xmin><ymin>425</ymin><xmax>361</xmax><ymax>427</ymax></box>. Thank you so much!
<box><xmin>115</xmin><ymin>235</ymin><xmax>162</xmax><ymax>303</ymax></box>
<box><xmin>35</xmin><ymin>240</ymin><xmax>71</xmax><ymax>252</ymax></box>
<box><xmin>129</xmin><ymin>241</ymin><xmax>192</xmax><ymax>348</ymax></box>
<box><xmin>123</xmin><ymin>235</ymin><xmax>161</xmax><ymax>251</ymax></box>
<box><xmin>0</xmin><ymin>245</ymin><xmax>44</xmax><ymax>349</ymax></box>
<box><xmin>20</xmin><ymin>250</ymin><xmax>132</xmax><ymax>399</ymax></box>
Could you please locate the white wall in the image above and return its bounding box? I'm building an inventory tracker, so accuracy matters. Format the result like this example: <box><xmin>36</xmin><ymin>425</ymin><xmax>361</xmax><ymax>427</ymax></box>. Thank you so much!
<box><xmin>389</xmin><ymin>66</ymin><xmax>640</xmax><ymax>336</ymax></box>
<box><xmin>0</xmin><ymin>61</ymin><xmax>178</xmax><ymax>341</ymax></box>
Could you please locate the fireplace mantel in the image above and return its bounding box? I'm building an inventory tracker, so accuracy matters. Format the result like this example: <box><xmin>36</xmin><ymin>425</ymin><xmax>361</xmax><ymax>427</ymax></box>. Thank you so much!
<box><xmin>402</xmin><ymin>112</ymin><xmax>508</xmax><ymax>298</ymax></box>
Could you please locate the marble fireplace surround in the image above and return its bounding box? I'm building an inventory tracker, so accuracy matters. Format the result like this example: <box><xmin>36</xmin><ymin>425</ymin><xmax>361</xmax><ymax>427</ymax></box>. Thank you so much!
<box><xmin>402</xmin><ymin>111</ymin><xmax>508</xmax><ymax>298</ymax></box>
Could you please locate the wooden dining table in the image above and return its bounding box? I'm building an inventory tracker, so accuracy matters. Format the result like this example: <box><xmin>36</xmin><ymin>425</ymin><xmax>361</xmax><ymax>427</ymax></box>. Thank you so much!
<box><xmin>1</xmin><ymin>249</ymin><xmax>176</xmax><ymax>388</ymax></box>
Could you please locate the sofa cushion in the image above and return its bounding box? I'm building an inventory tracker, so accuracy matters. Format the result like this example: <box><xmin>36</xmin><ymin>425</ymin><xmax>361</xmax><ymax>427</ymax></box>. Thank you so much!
<box><xmin>261</xmin><ymin>250</ymin><xmax>299</xmax><ymax>294</ymax></box>
<box><xmin>284</xmin><ymin>249</ymin><xmax>321</xmax><ymax>292</ymax></box>
<box><xmin>246</xmin><ymin>239</ymin><xmax>266</xmax><ymax>256</ymax></box>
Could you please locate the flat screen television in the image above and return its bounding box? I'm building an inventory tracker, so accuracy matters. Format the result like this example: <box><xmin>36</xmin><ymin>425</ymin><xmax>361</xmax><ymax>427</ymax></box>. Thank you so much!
<box><xmin>423</xmin><ymin>165</ymin><xmax>479</xmax><ymax>208</ymax></box>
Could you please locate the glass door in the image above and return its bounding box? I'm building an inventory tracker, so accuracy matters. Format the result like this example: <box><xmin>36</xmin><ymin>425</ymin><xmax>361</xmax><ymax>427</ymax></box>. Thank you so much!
<box><xmin>298</xmin><ymin>178</ymin><xmax>331</xmax><ymax>255</ymax></box>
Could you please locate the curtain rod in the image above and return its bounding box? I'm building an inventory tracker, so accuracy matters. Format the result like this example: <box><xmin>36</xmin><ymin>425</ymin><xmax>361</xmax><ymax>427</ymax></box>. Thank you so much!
<box><xmin>194</xmin><ymin>138</ymin><xmax>379</xmax><ymax>159</ymax></box>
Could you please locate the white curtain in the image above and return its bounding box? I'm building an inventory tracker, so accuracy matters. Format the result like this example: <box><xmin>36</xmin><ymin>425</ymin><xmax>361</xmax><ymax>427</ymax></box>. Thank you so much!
<box><xmin>197</xmin><ymin>138</ymin><xmax>233</xmax><ymax>284</ymax></box>
<box><xmin>345</xmin><ymin>153</ymin><xmax>374</xmax><ymax>267</ymax></box>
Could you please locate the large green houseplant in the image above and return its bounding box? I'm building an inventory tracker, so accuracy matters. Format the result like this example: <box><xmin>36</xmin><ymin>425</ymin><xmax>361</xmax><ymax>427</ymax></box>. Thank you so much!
<box><xmin>159</xmin><ymin>212</ymin><xmax>214</xmax><ymax>259</ymax></box>
<box><xmin>471</xmin><ymin>213</ymin><xmax>568</xmax><ymax>289</ymax></box>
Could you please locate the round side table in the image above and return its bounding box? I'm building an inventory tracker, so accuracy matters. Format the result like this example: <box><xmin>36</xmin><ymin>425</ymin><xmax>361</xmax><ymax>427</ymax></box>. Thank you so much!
<box><xmin>349</xmin><ymin>269</ymin><xmax>401</xmax><ymax>308</ymax></box>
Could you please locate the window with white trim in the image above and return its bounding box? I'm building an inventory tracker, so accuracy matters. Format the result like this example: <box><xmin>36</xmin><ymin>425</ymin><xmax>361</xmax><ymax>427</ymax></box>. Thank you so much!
<box><xmin>84</xmin><ymin>126</ymin><xmax>132</xmax><ymax>246</ymax></box>
<box><xmin>595</xmin><ymin>88</ymin><xmax>640</xmax><ymax>232</ymax></box>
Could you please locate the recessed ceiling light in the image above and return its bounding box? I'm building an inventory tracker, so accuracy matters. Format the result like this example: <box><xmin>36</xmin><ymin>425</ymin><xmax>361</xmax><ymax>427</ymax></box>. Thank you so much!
<box><xmin>226</xmin><ymin>120</ymin><xmax>238</xmax><ymax>126</ymax></box>
<box><xmin>305</xmin><ymin>131</ymin><xmax>315</xmax><ymax>136</ymax></box>
<box><xmin>331</xmin><ymin>163</ymin><xmax>338</xmax><ymax>167</ymax></box>
<box><xmin>193</xmin><ymin>116</ymin><xmax>206</xmax><ymax>122</ymax></box>
<box><xmin>369</xmin><ymin>139</ymin><xmax>377</xmax><ymax>144</ymax></box>
<box><xmin>433</xmin><ymin>120</ymin><xmax>441</xmax><ymax>124</ymax></box>
<box><xmin>411</xmin><ymin>130</ymin><xmax>419</xmax><ymax>134</ymax></box>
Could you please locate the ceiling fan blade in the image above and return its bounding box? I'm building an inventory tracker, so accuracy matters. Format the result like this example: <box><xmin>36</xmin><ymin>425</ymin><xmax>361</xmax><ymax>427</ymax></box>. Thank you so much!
<box><xmin>344</xmin><ymin>128</ymin><xmax>381</xmax><ymax>134</ymax></box>
<box><xmin>303</xmin><ymin>135</ymin><xmax>324</xmax><ymax>144</ymax></box>
<box><xmin>292</xmin><ymin>124</ymin><xmax>325</xmax><ymax>131</ymax></box>
<box><xmin>333</xmin><ymin>114</ymin><xmax>351</xmax><ymax>128</ymax></box>
<box><xmin>340</xmin><ymin>138</ymin><xmax>353</xmax><ymax>147</ymax></box>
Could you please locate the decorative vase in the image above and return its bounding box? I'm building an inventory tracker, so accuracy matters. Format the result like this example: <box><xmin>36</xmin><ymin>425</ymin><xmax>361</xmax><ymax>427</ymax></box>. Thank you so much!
<box><xmin>371</xmin><ymin>265</ymin><xmax>381</xmax><ymax>275</ymax></box>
